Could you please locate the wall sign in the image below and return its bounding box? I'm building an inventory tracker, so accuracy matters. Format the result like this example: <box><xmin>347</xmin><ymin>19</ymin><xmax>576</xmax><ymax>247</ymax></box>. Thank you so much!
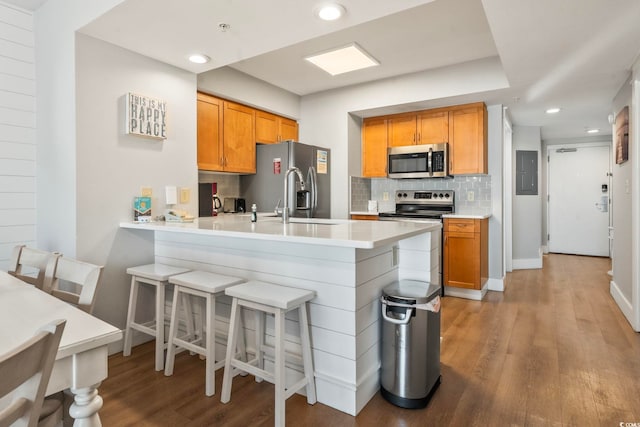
<box><xmin>126</xmin><ymin>92</ymin><xmax>167</xmax><ymax>139</ymax></box>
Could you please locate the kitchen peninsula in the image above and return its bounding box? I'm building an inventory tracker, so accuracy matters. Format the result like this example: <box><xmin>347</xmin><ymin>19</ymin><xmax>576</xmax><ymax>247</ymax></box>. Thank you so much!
<box><xmin>120</xmin><ymin>215</ymin><xmax>441</xmax><ymax>415</ymax></box>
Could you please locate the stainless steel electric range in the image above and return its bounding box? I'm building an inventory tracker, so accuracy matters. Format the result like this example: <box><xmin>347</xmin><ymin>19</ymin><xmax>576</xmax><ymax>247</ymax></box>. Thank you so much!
<box><xmin>378</xmin><ymin>190</ymin><xmax>455</xmax><ymax>222</ymax></box>
<box><xmin>379</xmin><ymin>190</ymin><xmax>454</xmax><ymax>294</ymax></box>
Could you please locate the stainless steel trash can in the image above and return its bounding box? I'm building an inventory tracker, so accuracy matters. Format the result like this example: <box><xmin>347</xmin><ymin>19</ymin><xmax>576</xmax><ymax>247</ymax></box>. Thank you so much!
<box><xmin>380</xmin><ymin>279</ymin><xmax>441</xmax><ymax>408</ymax></box>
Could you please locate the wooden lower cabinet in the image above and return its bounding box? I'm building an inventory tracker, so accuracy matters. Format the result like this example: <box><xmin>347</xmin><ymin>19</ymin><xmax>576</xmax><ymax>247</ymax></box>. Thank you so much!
<box><xmin>443</xmin><ymin>218</ymin><xmax>488</xmax><ymax>290</ymax></box>
<box><xmin>350</xmin><ymin>214</ymin><xmax>379</xmax><ymax>220</ymax></box>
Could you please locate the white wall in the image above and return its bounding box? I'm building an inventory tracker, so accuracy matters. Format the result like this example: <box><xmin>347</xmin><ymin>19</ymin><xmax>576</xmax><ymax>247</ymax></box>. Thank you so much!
<box><xmin>512</xmin><ymin>126</ymin><xmax>542</xmax><ymax>268</ymax></box>
<box><xmin>609</xmin><ymin>72</ymin><xmax>637</xmax><ymax>329</ymax></box>
<box><xmin>75</xmin><ymin>33</ymin><xmax>197</xmax><ymax>331</ymax></box>
<box><xmin>34</xmin><ymin>0</ymin><xmax>124</xmax><ymax>257</ymax></box>
<box><xmin>487</xmin><ymin>104</ymin><xmax>504</xmax><ymax>286</ymax></box>
<box><xmin>0</xmin><ymin>2</ymin><xmax>35</xmax><ymax>270</ymax></box>
<box><xmin>197</xmin><ymin>67</ymin><xmax>300</xmax><ymax>119</ymax></box>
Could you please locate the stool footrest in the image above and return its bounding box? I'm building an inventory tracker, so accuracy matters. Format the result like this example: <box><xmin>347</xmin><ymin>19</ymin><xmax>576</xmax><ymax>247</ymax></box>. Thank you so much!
<box><xmin>230</xmin><ymin>359</ymin><xmax>274</xmax><ymax>383</ymax></box>
<box><xmin>129</xmin><ymin>320</ymin><xmax>158</xmax><ymax>336</ymax></box>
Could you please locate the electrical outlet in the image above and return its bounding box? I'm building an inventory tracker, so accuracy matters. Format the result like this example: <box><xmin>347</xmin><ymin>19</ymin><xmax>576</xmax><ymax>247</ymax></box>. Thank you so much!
<box><xmin>467</xmin><ymin>191</ymin><xmax>475</xmax><ymax>201</ymax></box>
<box><xmin>141</xmin><ymin>187</ymin><xmax>152</xmax><ymax>197</ymax></box>
<box><xmin>383</xmin><ymin>192</ymin><xmax>389</xmax><ymax>201</ymax></box>
<box><xmin>180</xmin><ymin>188</ymin><xmax>190</xmax><ymax>203</ymax></box>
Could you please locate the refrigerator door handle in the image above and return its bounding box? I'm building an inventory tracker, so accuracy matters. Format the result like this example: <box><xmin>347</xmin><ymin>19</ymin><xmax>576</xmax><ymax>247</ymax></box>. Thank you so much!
<box><xmin>309</xmin><ymin>166</ymin><xmax>318</xmax><ymax>215</ymax></box>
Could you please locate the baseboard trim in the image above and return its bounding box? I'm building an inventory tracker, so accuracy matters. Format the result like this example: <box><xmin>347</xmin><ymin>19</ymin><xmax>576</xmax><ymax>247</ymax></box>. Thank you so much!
<box><xmin>512</xmin><ymin>257</ymin><xmax>542</xmax><ymax>270</ymax></box>
<box><xmin>610</xmin><ymin>280</ymin><xmax>639</xmax><ymax>331</ymax></box>
<box><xmin>487</xmin><ymin>277</ymin><xmax>504</xmax><ymax>292</ymax></box>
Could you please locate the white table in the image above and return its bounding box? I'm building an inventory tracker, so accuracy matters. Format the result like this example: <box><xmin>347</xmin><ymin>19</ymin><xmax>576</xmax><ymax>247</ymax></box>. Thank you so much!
<box><xmin>0</xmin><ymin>271</ymin><xmax>122</xmax><ymax>426</ymax></box>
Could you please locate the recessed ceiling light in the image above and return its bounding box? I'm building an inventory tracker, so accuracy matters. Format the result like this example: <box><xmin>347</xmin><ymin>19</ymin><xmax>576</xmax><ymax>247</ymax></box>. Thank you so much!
<box><xmin>188</xmin><ymin>54</ymin><xmax>210</xmax><ymax>64</ymax></box>
<box><xmin>545</xmin><ymin>107</ymin><xmax>561</xmax><ymax>114</ymax></box>
<box><xmin>587</xmin><ymin>128</ymin><xmax>600</xmax><ymax>134</ymax></box>
<box><xmin>315</xmin><ymin>3</ymin><xmax>345</xmax><ymax>21</ymax></box>
<box><xmin>305</xmin><ymin>43</ymin><xmax>379</xmax><ymax>76</ymax></box>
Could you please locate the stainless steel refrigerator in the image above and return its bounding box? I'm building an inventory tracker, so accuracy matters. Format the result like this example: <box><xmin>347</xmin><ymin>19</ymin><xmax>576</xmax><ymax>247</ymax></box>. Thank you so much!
<box><xmin>240</xmin><ymin>141</ymin><xmax>331</xmax><ymax>218</ymax></box>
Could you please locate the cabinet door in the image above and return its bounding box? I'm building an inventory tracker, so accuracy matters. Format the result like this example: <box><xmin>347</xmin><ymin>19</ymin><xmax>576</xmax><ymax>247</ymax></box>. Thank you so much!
<box><xmin>387</xmin><ymin>115</ymin><xmax>416</xmax><ymax>147</ymax></box>
<box><xmin>255</xmin><ymin>110</ymin><xmax>278</xmax><ymax>144</ymax></box>
<box><xmin>362</xmin><ymin>117</ymin><xmax>388</xmax><ymax>177</ymax></box>
<box><xmin>444</xmin><ymin>230</ymin><xmax>480</xmax><ymax>289</ymax></box>
<box><xmin>449</xmin><ymin>105</ymin><xmax>487</xmax><ymax>174</ymax></box>
<box><xmin>223</xmin><ymin>101</ymin><xmax>256</xmax><ymax>173</ymax></box>
<box><xmin>197</xmin><ymin>93</ymin><xmax>223</xmax><ymax>171</ymax></box>
<box><xmin>418</xmin><ymin>110</ymin><xmax>448</xmax><ymax>145</ymax></box>
<box><xmin>279</xmin><ymin>117</ymin><xmax>298</xmax><ymax>142</ymax></box>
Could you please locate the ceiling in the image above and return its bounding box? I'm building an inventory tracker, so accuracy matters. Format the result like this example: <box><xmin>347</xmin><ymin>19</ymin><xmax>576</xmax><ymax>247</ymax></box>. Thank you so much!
<box><xmin>12</xmin><ymin>0</ymin><xmax>640</xmax><ymax>140</ymax></box>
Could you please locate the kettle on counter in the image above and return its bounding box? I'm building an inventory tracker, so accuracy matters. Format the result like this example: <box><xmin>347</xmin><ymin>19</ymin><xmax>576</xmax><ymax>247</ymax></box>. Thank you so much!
<box><xmin>213</xmin><ymin>195</ymin><xmax>222</xmax><ymax>215</ymax></box>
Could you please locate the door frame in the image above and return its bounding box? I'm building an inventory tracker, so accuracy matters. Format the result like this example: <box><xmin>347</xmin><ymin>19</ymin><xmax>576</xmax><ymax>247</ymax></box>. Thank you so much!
<box><xmin>545</xmin><ymin>141</ymin><xmax>611</xmax><ymax>256</ymax></box>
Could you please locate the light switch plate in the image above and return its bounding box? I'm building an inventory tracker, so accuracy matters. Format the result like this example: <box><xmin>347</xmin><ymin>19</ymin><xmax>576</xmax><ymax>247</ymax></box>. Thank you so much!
<box><xmin>180</xmin><ymin>188</ymin><xmax>190</xmax><ymax>203</ymax></box>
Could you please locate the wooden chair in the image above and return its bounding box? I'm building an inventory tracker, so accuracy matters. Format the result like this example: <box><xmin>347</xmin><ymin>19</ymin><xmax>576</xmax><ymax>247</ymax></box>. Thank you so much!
<box><xmin>44</xmin><ymin>257</ymin><xmax>104</xmax><ymax>315</ymax></box>
<box><xmin>0</xmin><ymin>319</ymin><xmax>66</xmax><ymax>427</ymax></box>
<box><xmin>7</xmin><ymin>245</ymin><xmax>60</xmax><ymax>291</ymax></box>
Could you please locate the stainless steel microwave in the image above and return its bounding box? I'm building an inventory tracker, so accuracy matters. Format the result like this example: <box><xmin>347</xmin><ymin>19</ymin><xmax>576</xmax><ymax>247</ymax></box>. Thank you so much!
<box><xmin>387</xmin><ymin>143</ymin><xmax>449</xmax><ymax>178</ymax></box>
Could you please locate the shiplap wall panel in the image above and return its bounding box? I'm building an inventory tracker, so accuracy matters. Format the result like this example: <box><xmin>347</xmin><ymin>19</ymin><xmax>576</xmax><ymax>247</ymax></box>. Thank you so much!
<box><xmin>0</xmin><ymin>141</ymin><xmax>34</xmax><ymax>159</ymax></box>
<box><xmin>0</xmin><ymin>123</ymin><xmax>34</xmax><ymax>143</ymax></box>
<box><xmin>0</xmin><ymin>3</ymin><xmax>35</xmax><ymax>269</ymax></box>
<box><xmin>0</xmin><ymin>90</ymin><xmax>35</xmax><ymax>110</ymax></box>
<box><xmin>0</xmin><ymin>192</ymin><xmax>34</xmax><ymax>208</ymax></box>
<box><xmin>0</xmin><ymin>55</ymin><xmax>34</xmax><ymax>79</ymax></box>
<box><xmin>0</xmin><ymin>3</ymin><xmax>33</xmax><ymax>29</ymax></box>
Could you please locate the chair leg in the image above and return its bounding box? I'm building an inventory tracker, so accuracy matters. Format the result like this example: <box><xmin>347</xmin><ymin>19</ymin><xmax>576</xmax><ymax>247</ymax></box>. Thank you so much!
<box><xmin>205</xmin><ymin>293</ymin><xmax>216</xmax><ymax>396</ymax></box>
<box><xmin>220</xmin><ymin>298</ymin><xmax>240</xmax><ymax>403</ymax></box>
<box><xmin>122</xmin><ymin>277</ymin><xmax>139</xmax><ymax>357</ymax></box>
<box><xmin>164</xmin><ymin>286</ymin><xmax>181</xmax><ymax>377</ymax></box>
<box><xmin>182</xmin><ymin>292</ymin><xmax>196</xmax><ymax>343</ymax></box>
<box><xmin>155</xmin><ymin>281</ymin><xmax>165</xmax><ymax>371</ymax></box>
<box><xmin>254</xmin><ymin>310</ymin><xmax>264</xmax><ymax>383</ymax></box>
<box><xmin>298</xmin><ymin>304</ymin><xmax>317</xmax><ymax>404</ymax></box>
<box><xmin>274</xmin><ymin>309</ymin><xmax>286</xmax><ymax>427</ymax></box>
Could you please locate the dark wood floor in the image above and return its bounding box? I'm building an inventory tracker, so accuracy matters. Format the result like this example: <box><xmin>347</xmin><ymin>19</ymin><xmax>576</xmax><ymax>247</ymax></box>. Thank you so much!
<box><xmin>100</xmin><ymin>254</ymin><xmax>640</xmax><ymax>426</ymax></box>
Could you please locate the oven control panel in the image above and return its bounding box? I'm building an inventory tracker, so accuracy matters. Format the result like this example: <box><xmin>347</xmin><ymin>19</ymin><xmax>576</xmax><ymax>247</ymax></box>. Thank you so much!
<box><xmin>394</xmin><ymin>190</ymin><xmax>454</xmax><ymax>205</ymax></box>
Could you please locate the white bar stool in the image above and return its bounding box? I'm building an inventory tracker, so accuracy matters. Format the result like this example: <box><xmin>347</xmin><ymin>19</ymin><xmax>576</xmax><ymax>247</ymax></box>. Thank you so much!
<box><xmin>220</xmin><ymin>281</ymin><xmax>316</xmax><ymax>427</ymax></box>
<box><xmin>164</xmin><ymin>270</ymin><xmax>246</xmax><ymax>396</ymax></box>
<box><xmin>123</xmin><ymin>263</ymin><xmax>191</xmax><ymax>371</ymax></box>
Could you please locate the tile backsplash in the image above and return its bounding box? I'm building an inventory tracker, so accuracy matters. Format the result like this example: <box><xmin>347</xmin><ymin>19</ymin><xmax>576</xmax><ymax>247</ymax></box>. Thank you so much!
<box><xmin>351</xmin><ymin>176</ymin><xmax>492</xmax><ymax>215</ymax></box>
<box><xmin>198</xmin><ymin>172</ymin><xmax>240</xmax><ymax>199</ymax></box>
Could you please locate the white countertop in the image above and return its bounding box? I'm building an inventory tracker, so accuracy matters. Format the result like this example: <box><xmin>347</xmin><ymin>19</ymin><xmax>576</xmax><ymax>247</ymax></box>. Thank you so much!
<box><xmin>120</xmin><ymin>213</ymin><xmax>441</xmax><ymax>249</ymax></box>
<box><xmin>443</xmin><ymin>213</ymin><xmax>492</xmax><ymax>219</ymax></box>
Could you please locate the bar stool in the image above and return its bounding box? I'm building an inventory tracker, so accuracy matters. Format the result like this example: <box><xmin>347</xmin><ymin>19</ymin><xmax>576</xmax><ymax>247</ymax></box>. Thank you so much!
<box><xmin>123</xmin><ymin>263</ymin><xmax>191</xmax><ymax>371</ymax></box>
<box><xmin>164</xmin><ymin>270</ymin><xmax>245</xmax><ymax>396</ymax></box>
<box><xmin>220</xmin><ymin>281</ymin><xmax>316</xmax><ymax>427</ymax></box>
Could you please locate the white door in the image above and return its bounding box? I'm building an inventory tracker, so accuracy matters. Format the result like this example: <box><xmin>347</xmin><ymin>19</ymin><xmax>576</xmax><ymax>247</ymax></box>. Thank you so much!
<box><xmin>548</xmin><ymin>144</ymin><xmax>610</xmax><ymax>256</ymax></box>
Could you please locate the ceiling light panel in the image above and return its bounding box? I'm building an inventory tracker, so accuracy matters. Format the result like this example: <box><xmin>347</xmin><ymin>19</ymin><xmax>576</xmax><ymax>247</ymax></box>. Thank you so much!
<box><xmin>305</xmin><ymin>43</ymin><xmax>379</xmax><ymax>76</ymax></box>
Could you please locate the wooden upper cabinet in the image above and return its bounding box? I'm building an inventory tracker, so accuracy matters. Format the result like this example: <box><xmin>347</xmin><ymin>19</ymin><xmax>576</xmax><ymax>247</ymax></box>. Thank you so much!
<box><xmin>223</xmin><ymin>101</ymin><xmax>256</xmax><ymax>173</ymax></box>
<box><xmin>387</xmin><ymin>115</ymin><xmax>417</xmax><ymax>147</ymax></box>
<box><xmin>418</xmin><ymin>110</ymin><xmax>449</xmax><ymax>145</ymax></box>
<box><xmin>279</xmin><ymin>117</ymin><xmax>298</xmax><ymax>142</ymax></box>
<box><xmin>197</xmin><ymin>93</ymin><xmax>223</xmax><ymax>171</ymax></box>
<box><xmin>449</xmin><ymin>103</ymin><xmax>487</xmax><ymax>174</ymax></box>
<box><xmin>362</xmin><ymin>117</ymin><xmax>388</xmax><ymax>177</ymax></box>
<box><xmin>255</xmin><ymin>110</ymin><xmax>299</xmax><ymax>144</ymax></box>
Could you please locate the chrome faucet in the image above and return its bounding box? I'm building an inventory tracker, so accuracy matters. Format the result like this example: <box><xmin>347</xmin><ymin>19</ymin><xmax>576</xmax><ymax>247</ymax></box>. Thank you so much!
<box><xmin>283</xmin><ymin>167</ymin><xmax>305</xmax><ymax>224</ymax></box>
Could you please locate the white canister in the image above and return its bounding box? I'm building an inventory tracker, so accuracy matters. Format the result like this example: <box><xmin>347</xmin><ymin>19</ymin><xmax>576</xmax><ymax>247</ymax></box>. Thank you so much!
<box><xmin>367</xmin><ymin>200</ymin><xmax>378</xmax><ymax>212</ymax></box>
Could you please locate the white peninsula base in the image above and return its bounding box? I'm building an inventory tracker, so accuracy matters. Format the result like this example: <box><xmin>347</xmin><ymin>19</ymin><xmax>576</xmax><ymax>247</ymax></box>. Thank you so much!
<box><xmin>121</xmin><ymin>216</ymin><xmax>440</xmax><ymax>415</ymax></box>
